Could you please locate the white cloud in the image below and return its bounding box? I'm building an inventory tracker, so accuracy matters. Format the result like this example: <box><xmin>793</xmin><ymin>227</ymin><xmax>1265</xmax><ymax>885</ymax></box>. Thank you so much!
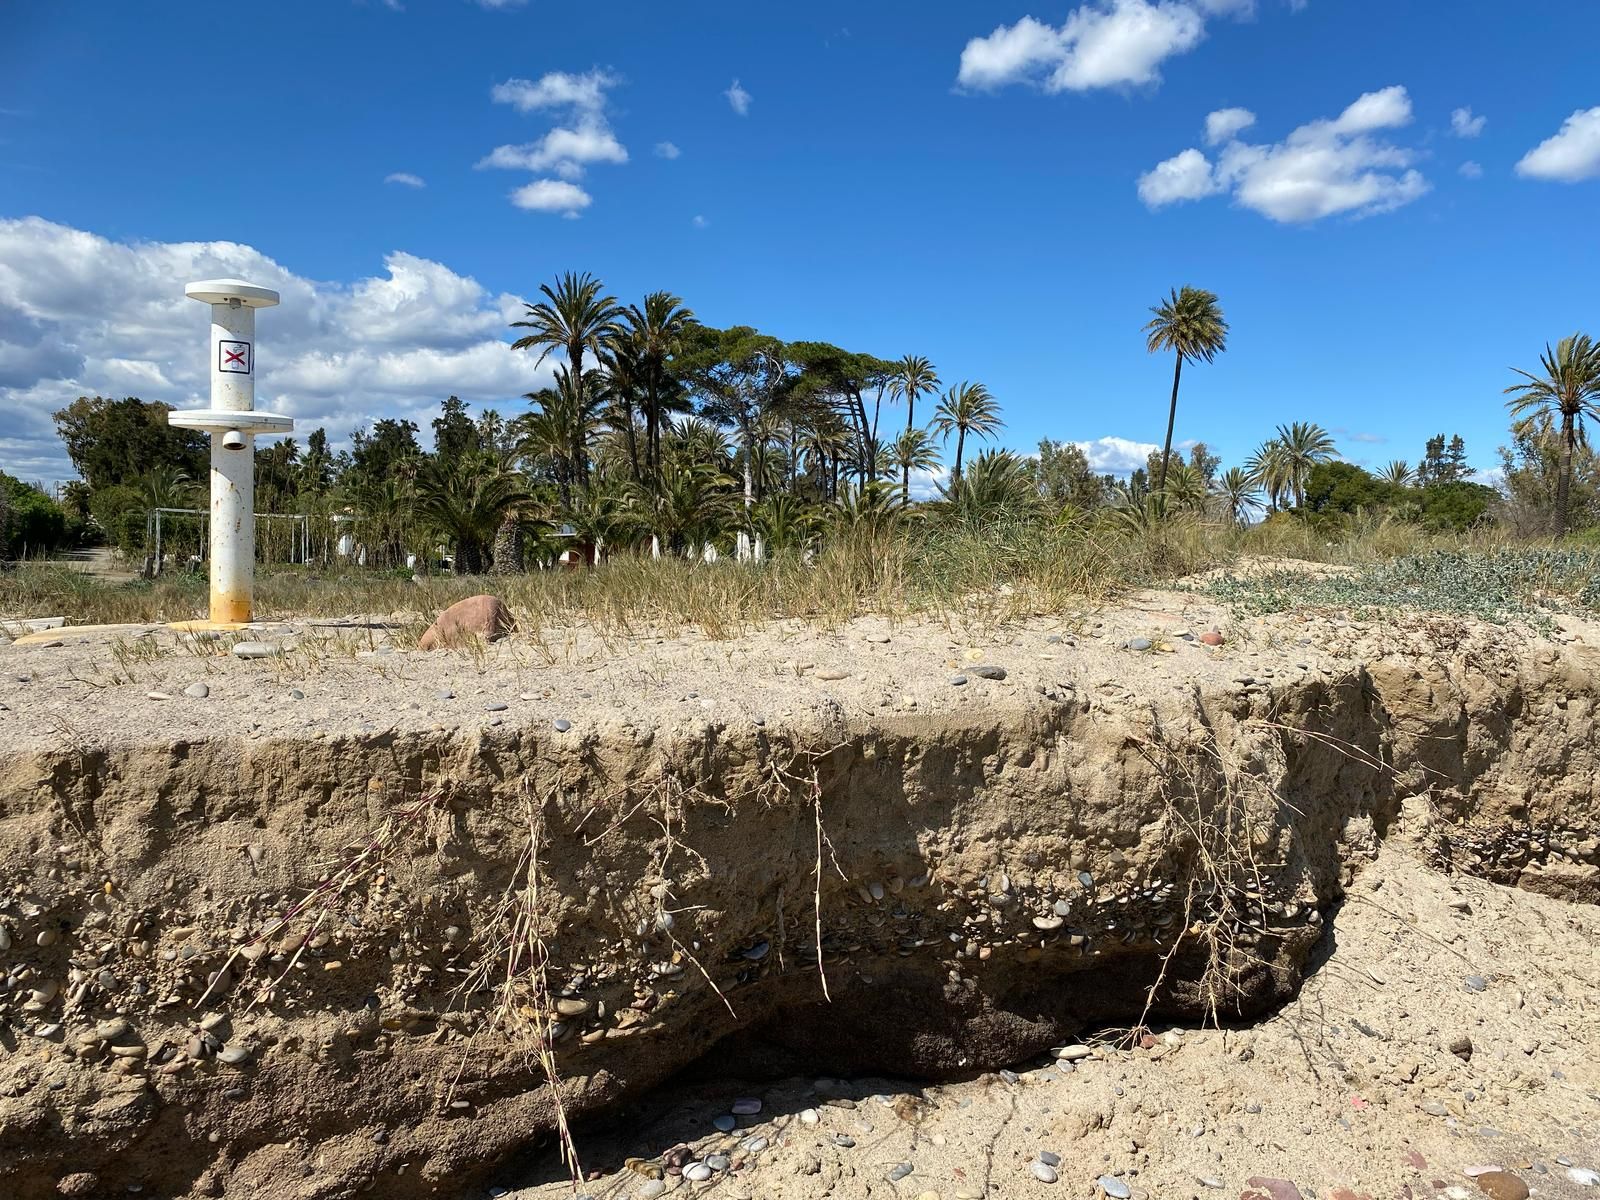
<box><xmin>478</xmin><ymin>120</ymin><xmax>628</xmax><ymax>178</ymax></box>
<box><xmin>1140</xmin><ymin>85</ymin><xmax>1430</xmax><ymax>223</ymax></box>
<box><xmin>1204</xmin><ymin>106</ymin><xmax>1255</xmax><ymax>145</ymax></box>
<box><xmin>1515</xmin><ymin>107</ymin><xmax>1600</xmax><ymax>183</ymax></box>
<box><xmin>0</xmin><ymin>216</ymin><xmax>553</xmax><ymax>486</ymax></box>
<box><xmin>509</xmin><ymin>179</ymin><xmax>592</xmax><ymax>216</ymax></box>
<box><xmin>691</xmin><ymin>215</ymin><xmax>708</xmax><ymax>228</ymax></box>
<box><xmin>490</xmin><ymin>69</ymin><xmax>616</xmax><ymax>117</ymax></box>
<box><xmin>484</xmin><ymin>69</ymin><xmax>626</xmax><ymax>213</ymax></box>
<box><xmin>475</xmin><ymin>0</ymin><xmax>527</xmax><ymax>7</ymax></box>
<box><xmin>654</xmin><ymin>141</ymin><xmax>681</xmax><ymax>160</ymax></box>
<box><xmin>725</xmin><ymin>79</ymin><xmax>752</xmax><ymax>115</ymax></box>
<box><xmin>383</xmin><ymin>171</ymin><xmax>425</xmax><ymax>188</ymax></box>
<box><xmin>1449</xmin><ymin>106</ymin><xmax>1485</xmax><ymax>138</ymax></box>
<box><xmin>1074</xmin><ymin>436</ymin><xmax>1160</xmax><ymax>474</ymax></box>
<box><xmin>1137</xmin><ymin>147</ymin><xmax>1223</xmax><ymax>206</ymax></box>
<box><xmin>956</xmin><ymin>0</ymin><xmax>1236</xmax><ymax>94</ymax></box>
<box><xmin>1458</xmin><ymin>160</ymin><xmax>1483</xmax><ymax>179</ymax></box>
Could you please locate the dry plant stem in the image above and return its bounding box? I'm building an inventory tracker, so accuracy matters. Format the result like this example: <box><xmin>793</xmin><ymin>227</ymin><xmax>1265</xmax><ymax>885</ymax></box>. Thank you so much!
<box><xmin>812</xmin><ymin>767</ymin><xmax>833</xmax><ymax>1004</ymax></box>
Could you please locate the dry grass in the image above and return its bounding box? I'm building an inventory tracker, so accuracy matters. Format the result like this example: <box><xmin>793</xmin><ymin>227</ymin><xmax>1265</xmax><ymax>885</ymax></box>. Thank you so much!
<box><xmin>1</xmin><ymin>515</ymin><xmax>1576</xmax><ymax>638</ymax></box>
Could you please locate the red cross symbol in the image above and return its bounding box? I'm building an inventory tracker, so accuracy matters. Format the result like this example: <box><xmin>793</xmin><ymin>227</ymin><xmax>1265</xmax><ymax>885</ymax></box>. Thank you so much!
<box><xmin>224</xmin><ymin>347</ymin><xmax>246</xmax><ymax>366</ymax></box>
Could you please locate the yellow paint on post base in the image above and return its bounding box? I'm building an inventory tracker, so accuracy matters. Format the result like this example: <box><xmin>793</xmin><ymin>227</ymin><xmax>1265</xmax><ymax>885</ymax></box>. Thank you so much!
<box><xmin>210</xmin><ymin>590</ymin><xmax>253</xmax><ymax>626</ymax></box>
<box><xmin>166</xmin><ymin>620</ymin><xmax>255</xmax><ymax>635</ymax></box>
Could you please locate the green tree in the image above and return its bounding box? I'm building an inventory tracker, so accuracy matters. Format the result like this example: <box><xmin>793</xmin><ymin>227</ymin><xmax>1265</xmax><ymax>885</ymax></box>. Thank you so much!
<box><xmin>1</xmin><ymin>474</ymin><xmax>69</xmax><ymax>557</ymax></box>
<box><xmin>1275</xmin><ymin>421</ymin><xmax>1337</xmax><ymax>508</ymax></box>
<box><xmin>1143</xmin><ymin>287</ymin><xmax>1228</xmax><ymax>493</ymax></box>
<box><xmin>415</xmin><ymin>458</ymin><xmax>526</xmax><ymax>574</ymax></box>
<box><xmin>619</xmin><ymin>291</ymin><xmax>696</xmax><ymax>490</ymax></box>
<box><xmin>680</xmin><ymin>325</ymin><xmax>790</xmax><ymax>514</ymax></box>
<box><xmin>432</xmin><ymin>396</ymin><xmax>479</xmax><ymax>463</ymax></box>
<box><xmin>511</xmin><ymin>273</ymin><xmax>623</xmax><ymax>491</ymax></box>
<box><xmin>1032</xmin><ymin>439</ymin><xmax>1107</xmax><ymax>510</ymax></box>
<box><xmin>1503</xmin><ymin>334</ymin><xmax>1600</xmax><ymax>535</ymax></box>
<box><xmin>887</xmin><ymin>355</ymin><xmax>940</xmax><ymax>501</ymax></box>
<box><xmin>930</xmin><ymin>382</ymin><xmax>1003</xmax><ymax>490</ymax></box>
<box><xmin>1303</xmin><ymin>461</ymin><xmax>1396</xmax><ymax>515</ymax></box>
<box><xmin>885</xmin><ymin>426</ymin><xmax>941</xmax><ymax>502</ymax></box>
<box><xmin>53</xmin><ymin>396</ymin><xmax>207</xmax><ymax>492</ymax></box>
<box><xmin>300</xmin><ymin>427</ymin><xmax>335</xmax><ymax>495</ymax></box>
<box><xmin>1377</xmin><ymin>459</ymin><xmax>1414</xmax><ymax>487</ymax></box>
<box><xmin>1214</xmin><ymin>466</ymin><xmax>1261</xmax><ymax>527</ymax></box>
<box><xmin>1497</xmin><ymin>415</ymin><xmax>1600</xmax><ymax>535</ymax></box>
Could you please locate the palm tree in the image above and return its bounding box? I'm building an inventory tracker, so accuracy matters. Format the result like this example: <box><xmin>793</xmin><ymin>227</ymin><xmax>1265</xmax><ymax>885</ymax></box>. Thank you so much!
<box><xmin>885</xmin><ymin>426</ymin><xmax>941</xmax><ymax>503</ymax></box>
<box><xmin>931</xmin><ymin>382</ymin><xmax>1003</xmax><ymax>490</ymax></box>
<box><xmin>511</xmin><ymin>272</ymin><xmax>623</xmax><ymax>488</ymax></box>
<box><xmin>942</xmin><ymin>448</ymin><xmax>1034</xmax><ymax>521</ymax></box>
<box><xmin>1504</xmin><ymin>334</ymin><xmax>1600</xmax><ymax>535</ymax></box>
<box><xmin>888</xmin><ymin>355</ymin><xmax>940</xmax><ymax>501</ymax></box>
<box><xmin>1214</xmin><ymin>466</ymin><xmax>1261</xmax><ymax>527</ymax></box>
<box><xmin>1245</xmin><ymin>439</ymin><xmax>1291</xmax><ymax>513</ymax></box>
<box><xmin>1275</xmin><ymin>421</ymin><xmax>1337</xmax><ymax>508</ymax></box>
<box><xmin>1165</xmin><ymin>461</ymin><xmax>1208</xmax><ymax>511</ymax></box>
<box><xmin>1144</xmin><ymin>287</ymin><xmax>1229</xmax><ymax>493</ymax></box>
<box><xmin>415</xmin><ymin>458</ymin><xmax>526</xmax><ymax>574</ymax></box>
<box><xmin>621</xmin><ymin>292</ymin><xmax>696</xmax><ymax>490</ymax></box>
<box><xmin>1378</xmin><ymin>460</ymin><xmax>1415</xmax><ymax>488</ymax></box>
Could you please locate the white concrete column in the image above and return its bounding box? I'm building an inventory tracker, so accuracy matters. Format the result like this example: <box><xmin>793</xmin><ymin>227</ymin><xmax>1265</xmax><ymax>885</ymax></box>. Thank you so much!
<box><xmin>168</xmin><ymin>279</ymin><xmax>290</xmax><ymax>627</ymax></box>
<box><xmin>210</xmin><ymin>300</ymin><xmax>256</xmax><ymax>624</ymax></box>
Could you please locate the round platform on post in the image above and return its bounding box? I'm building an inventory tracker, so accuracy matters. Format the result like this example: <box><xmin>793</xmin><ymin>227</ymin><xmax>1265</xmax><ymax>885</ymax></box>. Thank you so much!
<box><xmin>184</xmin><ymin>279</ymin><xmax>280</xmax><ymax>308</ymax></box>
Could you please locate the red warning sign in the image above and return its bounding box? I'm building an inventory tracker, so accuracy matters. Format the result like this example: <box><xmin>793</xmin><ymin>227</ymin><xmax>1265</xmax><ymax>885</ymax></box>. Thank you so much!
<box><xmin>219</xmin><ymin>340</ymin><xmax>252</xmax><ymax>374</ymax></box>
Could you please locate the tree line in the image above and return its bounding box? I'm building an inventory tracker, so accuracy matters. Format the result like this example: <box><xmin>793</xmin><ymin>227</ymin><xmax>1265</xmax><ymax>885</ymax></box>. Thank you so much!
<box><xmin>4</xmin><ymin>278</ymin><xmax>1597</xmax><ymax>567</ymax></box>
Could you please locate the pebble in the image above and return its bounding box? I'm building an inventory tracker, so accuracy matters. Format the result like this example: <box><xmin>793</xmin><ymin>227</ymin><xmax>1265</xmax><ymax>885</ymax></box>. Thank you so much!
<box><xmin>816</xmin><ymin>668</ymin><xmax>850</xmax><ymax>680</ymax></box>
<box><xmin>184</xmin><ymin>682</ymin><xmax>210</xmax><ymax>699</ymax></box>
<box><xmin>799</xmin><ymin>1108</ymin><xmax>819</xmax><ymax>1125</ymax></box>
<box><xmin>1039</xmin><ymin>1152</ymin><xmax>1061</xmax><ymax>1167</ymax></box>
<box><xmin>1053</xmin><ymin>1044</ymin><xmax>1093</xmax><ymax>1061</ymax></box>
<box><xmin>145</xmin><ymin>691</ymin><xmax>172</xmax><ymax>701</ymax></box>
<box><xmin>553</xmin><ymin>719</ymin><xmax>572</xmax><ymax>733</ymax></box>
<box><xmin>950</xmin><ymin>675</ymin><xmax>968</xmax><ymax>687</ymax></box>
<box><xmin>712</xmin><ymin>1115</ymin><xmax>736</xmax><ymax>1133</ymax></box>
<box><xmin>731</xmin><ymin>1097</ymin><xmax>762</xmax><ymax>1115</ymax></box>
<box><xmin>1464</xmin><ymin>974</ymin><xmax>1488</xmax><ymax>992</ymax></box>
<box><xmin>705</xmin><ymin>1153</ymin><xmax>730</xmax><ymax>1170</ymax></box>
<box><xmin>1099</xmin><ymin>1176</ymin><xmax>1131</xmax><ymax>1199</ymax></box>
<box><xmin>231</xmin><ymin>641</ymin><xmax>282</xmax><ymax>659</ymax></box>
<box><xmin>1199</xmin><ymin>631</ymin><xmax>1224</xmax><ymax>646</ymax></box>
<box><xmin>1474</xmin><ymin>1172</ymin><xmax>1529</xmax><ymax>1200</ymax></box>
<box><xmin>1031</xmin><ymin>1162</ymin><xmax>1058</xmax><ymax>1183</ymax></box>
<box><xmin>685</xmin><ymin>1164</ymin><xmax>712</xmax><ymax>1182</ymax></box>
<box><xmin>832</xmin><ymin>1135</ymin><xmax>856</xmax><ymax>1148</ymax></box>
<box><xmin>289</xmin><ymin>688</ymin><xmax>305</xmax><ymax>700</ymax></box>
<box><xmin>437</xmin><ymin>689</ymin><xmax>455</xmax><ymax>700</ymax></box>
<box><xmin>970</xmin><ymin>664</ymin><xmax>1006</xmax><ymax>680</ymax></box>
<box><xmin>485</xmin><ymin>702</ymin><xmax>508</xmax><ymax>712</ymax></box>
<box><xmin>637</xmin><ymin>1182</ymin><xmax>666</xmax><ymax>1199</ymax></box>
<box><xmin>889</xmin><ymin>1164</ymin><xmax>914</xmax><ymax>1181</ymax></box>
<box><xmin>1127</xmin><ymin>638</ymin><xmax>1152</xmax><ymax>651</ymax></box>
<box><xmin>1567</xmin><ymin>1168</ymin><xmax>1600</xmax><ymax>1187</ymax></box>
<box><xmin>217</xmin><ymin>1045</ymin><xmax>251</xmax><ymax>1066</ymax></box>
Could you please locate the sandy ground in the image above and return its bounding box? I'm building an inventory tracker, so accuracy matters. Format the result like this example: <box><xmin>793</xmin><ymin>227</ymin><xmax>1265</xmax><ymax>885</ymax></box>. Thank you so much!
<box><xmin>2</xmin><ymin>590</ymin><xmax>1597</xmax><ymax>1199</ymax></box>
<box><xmin>500</xmin><ymin>849</ymin><xmax>1600</xmax><ymax>1200</ymax></box>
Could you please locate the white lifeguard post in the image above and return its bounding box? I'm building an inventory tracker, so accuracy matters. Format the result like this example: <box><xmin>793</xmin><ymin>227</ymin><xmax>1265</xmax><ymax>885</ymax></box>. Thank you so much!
<box><xmin>166</xmin><ymin>279</ymin><xmax>293</xmax><ymax>627</ymax></box>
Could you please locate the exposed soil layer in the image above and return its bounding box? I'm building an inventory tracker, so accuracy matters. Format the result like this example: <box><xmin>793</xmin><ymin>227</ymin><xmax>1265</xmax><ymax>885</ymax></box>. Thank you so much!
<box><xmin>1</xmin><ymin>591</ymin><xmax>1597</xmax><ymax>1199</ymax></box>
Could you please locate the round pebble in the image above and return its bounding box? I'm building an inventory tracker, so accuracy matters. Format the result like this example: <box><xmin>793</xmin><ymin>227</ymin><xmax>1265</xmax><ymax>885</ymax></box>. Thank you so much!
<box><xmin>184</xmin><ymin>682</ymin><xmax>210</xmax><ymax>699</ymax></box>
<box><xmin>1039</xmin><ymin>1151</ymin><xmax>1061</xmax><ymax>1167</ymax></box>
<box><xmin>1464</xmin><ymin>974</ymin><xmax>1488</xmax><ymax>992</ymax></box>
<box><xmin>553</xmin><ymin>718</ymin><xmax>572</xmax><ymax>733</ymax></box>
<box><xmin>685</xmin><ymin>1163</ymin><xmax>712</xmax><ymax>1182</ymax></box>
<box><xmin>950</xmin><ymin>675</ymin><xmax>968</xmax><ymax>686</ymax></box>
<box><xmin>637</xmin><ymin>1182</ymin><xmax>666</xmax><ymax>1199</ymax></box>
<box><xmin>889</xmin><ymin>1163</ymin><xmax>914</xmax><ymax>1181</ymax></box>
<box><xmin>712</xmin><ymin>1114</ymin><xmax>736</xmax><ymax>1132</ymax></box>
<box><xmin>1100</xmin><ymin>1176</ymin><xmax>1132</xmax><ymax>1199</ymax></box>
<box><xmin>1127</xmin><ymin>637</ymin><xmax>1152</xmax><ymax>651</ymax></box>
<box><xmin>231</xmin><ymin>641</ymin><xmax>282</xmax><ymax>659</ymax></box>
<box><xmin>1031</xmin><ymin>1162</ymin><xmax>1058</xmax><ymax>1183</ymax></box>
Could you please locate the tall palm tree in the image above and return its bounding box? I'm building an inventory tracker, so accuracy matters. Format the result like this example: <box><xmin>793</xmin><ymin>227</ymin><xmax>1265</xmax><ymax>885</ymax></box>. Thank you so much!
<box><xmin>1378</xmin><ymin>460</ymin><xmax>1415</xmax><ymax>488</ymax></box>
<box><xmin>888</xmin><ymin>355</ymin><xmax>940</xmax><ymax>500</ymax></box>
<box><xmin>512</xmin><ymin>272</ymin><xmax>623</xmax><ymax>488</ymax></box>
<box><xmin>1504</xmin><ymin>334</ymin><xmax>1600</xmax><ymax>535</ymax></box>
<box><xmin>1214</xmin><ymin>466</ymin><xmax>1261</xmax><ymax>527</ymax></box>
<box><xmin>885</xmin><ymin>427</ymin><xmax>941</xmax><ymax>503</ymax></box>
<box><xmin>930</xmin><ymin>382</ymin><xmax>1003</xmax><ymax>491</ymax></box>
<box><xmin>1275</xmin><ymin>421</ymin><xmax>1337</xmax><ymax>508</ymax></box>
<box><xmin>621</xmin><ymin>292</ymin><xmax>696</xmax><ymax>490</ymax></box>
<box><xmin>1165</xmin><ymin>461</ymin><xmax>1208</xmax><ymax>511</ymax></box>
<box><xmin>1144</xmin><ymin>287</ymin><xmax>1228</xmax><ymax>493</ymax></box>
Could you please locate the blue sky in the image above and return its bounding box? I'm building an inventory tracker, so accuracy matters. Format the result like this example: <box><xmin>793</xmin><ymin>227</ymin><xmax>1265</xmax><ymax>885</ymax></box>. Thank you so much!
<box><xmin>3</xmin><ymin>0</ymin><xmax>1599</xmax><ymax>490</ymax></box>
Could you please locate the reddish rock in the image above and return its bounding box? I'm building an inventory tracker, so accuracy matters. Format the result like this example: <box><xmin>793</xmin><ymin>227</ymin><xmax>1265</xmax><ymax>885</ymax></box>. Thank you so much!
<box><xmin>1405</xmin><ymin>1150</ymin><xmax>1428</xmax><ymax>1171</ymax></box>
<box><xmin>1243</xmin><ymin>1179</ymin><xmax>1305</xmax><ymax>1200</ymax></box>
<box><xmin>1200</xmin><ymin>630</ymin><xmax>1225</xmax><ymax>646</ymax></box>
<box><xmin>417</xmin><ymin>595</ymin><xmax>515</xmax><ymax>651</ymax></box>
<box><xmin>1474</xmin><ymin>1173</ymin><xmax>1529</xmax><ymax>1200</ymax></box>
